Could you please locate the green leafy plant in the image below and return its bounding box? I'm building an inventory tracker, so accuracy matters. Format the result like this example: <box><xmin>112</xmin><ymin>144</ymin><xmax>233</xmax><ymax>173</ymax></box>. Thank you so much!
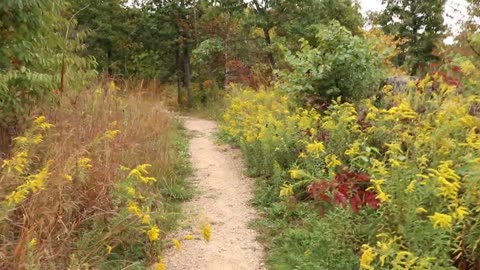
<box><xmin>278</xmin><ymin>21</ymin><xmax>383</xmax><ymax>101</ymax></box>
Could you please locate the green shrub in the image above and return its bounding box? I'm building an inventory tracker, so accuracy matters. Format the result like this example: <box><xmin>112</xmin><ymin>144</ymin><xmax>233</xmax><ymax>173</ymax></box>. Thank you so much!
<box><xmin>278</xmin><ymin>21</ymin><xmax>383</xmax><ymax>101</ymax></box>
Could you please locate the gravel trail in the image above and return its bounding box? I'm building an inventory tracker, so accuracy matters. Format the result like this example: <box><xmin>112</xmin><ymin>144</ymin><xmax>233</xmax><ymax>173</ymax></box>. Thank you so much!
<box><xmin>165</xmin><ymin>117</ymin><xmax>265</xmax><ymax>270</ymax></box>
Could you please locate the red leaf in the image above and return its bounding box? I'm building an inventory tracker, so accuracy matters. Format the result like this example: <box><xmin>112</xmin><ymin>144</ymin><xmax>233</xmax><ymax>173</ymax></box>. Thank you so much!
<box><xmin>356</xmin><ymin>173</ymin><xmax>371</xmax><ymax>182</ymax></box>
<box><xmin>333</xmin><ymin>192</ymin><xmax>348</xmax><ymax>207</ymax></box>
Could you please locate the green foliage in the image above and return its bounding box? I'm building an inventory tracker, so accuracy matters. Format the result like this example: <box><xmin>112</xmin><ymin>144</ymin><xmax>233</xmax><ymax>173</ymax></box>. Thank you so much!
<box><xmin>0</xmin><ymin>0</ymin><xmax>96</xmax><ymax>129</ymax></box>
<box><xmin>279</xmin><ymin>21</ymin><xmax>383</xmax><ymax>101</ymax></box>
<box><xmin>377</xmin><ymin>0</ymin><xmax>447</xmax><ymax>75</ymax></box>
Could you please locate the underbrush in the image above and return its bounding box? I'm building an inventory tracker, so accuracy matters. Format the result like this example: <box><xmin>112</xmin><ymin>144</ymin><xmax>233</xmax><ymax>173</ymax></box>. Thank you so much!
<box><xmin>221</xmin><ymin>75</ymin><xmax>480</xmax><ymax>269</ymax></box>
<box><xmin>0</xmin><ymin>81</ymin><xmax>193</xmax><ymax>269</ymax></box>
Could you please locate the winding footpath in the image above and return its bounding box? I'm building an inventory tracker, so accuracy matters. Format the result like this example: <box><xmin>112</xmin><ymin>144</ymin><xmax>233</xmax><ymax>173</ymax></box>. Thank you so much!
<box><xmin>165</xmin><ymin>117</ymin><xmax>265</xmax><ymax>270</ymax></box>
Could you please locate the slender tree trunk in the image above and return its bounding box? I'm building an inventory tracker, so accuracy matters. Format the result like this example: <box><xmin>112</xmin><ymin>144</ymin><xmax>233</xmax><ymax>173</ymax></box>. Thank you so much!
<box><xmin>263</xmin><ymin>27</ymin><xmax>276</xmax><ymax>69</ymax></box>
<box><xmin>176</xmin><ymin>45</ymin><xmax>183</xmax><ymax>106</ymax></box>
<box><xmin>183</xmin><ymin>45</ymin><xmax>192</xmax><ymax>108</ymax></box>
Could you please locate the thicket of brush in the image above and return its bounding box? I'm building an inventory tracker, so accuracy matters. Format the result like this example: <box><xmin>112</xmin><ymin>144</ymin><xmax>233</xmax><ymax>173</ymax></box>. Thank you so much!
<box><xmin>0</xmin><ymin>80</ymin><xmax>192</xmax><ymax>269</ymax></box>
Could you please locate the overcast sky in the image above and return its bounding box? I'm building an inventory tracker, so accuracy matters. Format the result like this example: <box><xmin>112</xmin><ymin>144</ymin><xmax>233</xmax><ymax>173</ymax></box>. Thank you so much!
<box><xmin>358</xmin><ymin>0</ymin><xmax>469</xmax><ymax>35</ymax></box>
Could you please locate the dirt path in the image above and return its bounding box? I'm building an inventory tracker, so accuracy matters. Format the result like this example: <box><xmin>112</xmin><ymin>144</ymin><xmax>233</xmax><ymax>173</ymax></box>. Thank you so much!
<box><xmin>165</xmin><ymin>117</ymin><xmax>265</xmax><ymax>270</ymax></box>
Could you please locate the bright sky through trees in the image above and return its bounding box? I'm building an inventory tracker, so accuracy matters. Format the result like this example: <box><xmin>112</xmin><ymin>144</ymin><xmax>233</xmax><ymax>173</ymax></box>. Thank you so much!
<box><xmin>359</xmin><ymin>0</ymin><xmax>468</xmax><ymax>37</ymax></box>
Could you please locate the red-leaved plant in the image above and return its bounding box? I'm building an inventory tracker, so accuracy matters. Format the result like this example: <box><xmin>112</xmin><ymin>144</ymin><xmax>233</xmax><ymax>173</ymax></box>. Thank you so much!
<box><xmin>307</xmin><ymin>167</ymin><xmax>380</xmax><ymax>213</ymax></box>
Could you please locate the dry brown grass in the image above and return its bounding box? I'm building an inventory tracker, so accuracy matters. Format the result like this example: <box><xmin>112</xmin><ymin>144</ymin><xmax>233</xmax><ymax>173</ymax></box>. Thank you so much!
<box><xmin>0</xmin><ymin>79</ymin><xmax>187</xmax><ymax>269</ymax></box>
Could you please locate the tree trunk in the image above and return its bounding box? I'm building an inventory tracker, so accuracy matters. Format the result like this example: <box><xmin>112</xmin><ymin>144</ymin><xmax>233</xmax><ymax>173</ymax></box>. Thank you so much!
<box><xmin>263</xmin><ymin>27</ymin><xmax>276</xmax><ymax>69</ymax></box>
<box><xmin>176</xmin><ymin>45</ymin><xmax>183</xmax><ymax>106</ymax></box>
<box><xmin>183</xmin><ymin>45</ymin><xmax>192</xmax><ymax>108</ymax></box>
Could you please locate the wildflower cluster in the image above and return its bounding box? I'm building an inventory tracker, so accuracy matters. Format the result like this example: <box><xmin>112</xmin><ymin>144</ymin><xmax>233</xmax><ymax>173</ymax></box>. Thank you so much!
<box><xmin>1</xmin><ymin>116</ymin><xmax>54</xmax><ymax>207</ymax></box>
<box><xmin>221</xmin><ymin>73</ymin><xmax>480</xmax><ymax>268</ymax></box>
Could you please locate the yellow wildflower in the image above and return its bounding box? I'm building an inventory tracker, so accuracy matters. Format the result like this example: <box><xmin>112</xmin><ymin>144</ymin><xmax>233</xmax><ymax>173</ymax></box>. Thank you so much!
<box><xmin>128</xmin><ymin>164</ymin><xmax>157</xmax><ymax>184</ymax></box>
<box><xmin>453</xmin><ymin>206</ymin><xmax>469</xmax><ymax>220</ymax></box>
<box><xmin>173</xmin><ymin>238</ymin><xmax>182</xmax><ymax>250</ymax></box>
<box><xmin>360</xmin><ymin>244</ymin><xmax>377</xmax><ymax>269</ymax></box>
<box><xmin>306</xmin><ymin>141</ymin><xmax>325</xmax><ymax>156</ymax></box>
<box><xmin>5</xmin><ymin>162</ymin><xmax>51</xmax><ymax>205</ymax></box>
<box><xmin>279</xmin><ymin>183</ymin><xmax>294</xmax><ymax>197</ymax></box>
<box><xmin>298</xmin><ymin>152</ymin><xmax>307</xmax><ymax>159</ymax></box>
<box><xmin>201</xmin><ymin>222</ymin><xmax>212</xmax><ymax>242</ymax></box>
<box><xmin>2</xmin><ymin>150</ymin><xmax>28</xmax><ymax>173</ymax></box>
<box><xmin>13</xmin><ymin>136</ymin><xmax>29</xmax><ymax>145</ymax></box>
<box><xmin>33</xmin><ymin>116</ymin><xmax>54</xmax><ymax>130</ymax></box>
<box><xmin>78</xmin><ymin>157</ymin><xmax>92</xmax><ymax>169</ymax></box>
<box><xmin>106</xmin><ymin>244</ymin><xmax>113</xmax><ymax>254</ymax></box>
<box><xmin>126</xmin><ymin>186</ymin><xmax>136</xmax><ymax>196</ymax></box>
<box><xmin>64</xmin><ymin>174</ymin><xmax>73</xmax><ymax>181</ymax></box>
<box><xmin>142</xmin><ymin>214</ymin><xmax>151</xmax><ymax>224</ymax></box>
<box><xmin>405</xmin><ymin>180</ymin><xmax>416</xmax><ymax>193</ymax></box>
<box><xmin>416</xmin><ymin>155</ymin><xmax>429</xmax><ymax>168</ymax></box>
<box><xmin>376</xmin><ymin>190</ymin><xmax>391</xmax><ymax>203</ymax></box>
<box><xmin>104</xmin><ymin>129</ymin><xmax>121</xmax><ymax>140</ymax></box>
<box><xmin>28</xmin><ymin>238</ymin><xmax>37</xmax><ymax>248</ymax></box>
<box><xmin>127</xmin><ymin>201</ymin><xmax>142</xmax><ymax>217</ymax></box>
<box><xmin>325</xmin><ymin>154</ymin><xmax>342</xmax><ymax>168</ymax></box>
<box><xmin>147</xmin><ymin>225</ymin><xmax>160</xmax><ymax>241</ymax></box>
<box><xmin>5</xmin><ymin>189</ymin><xmax>29</xmax><ymax>205</ymax></box>
<box><xmin>429</xmin><ymin>212</ymin><xmax>453</xmax><ymax>229</ymax></box>
<box><xmin>25</xmin><ymin>162</ymin><xmax>51</xmax><ymax>192</ymax></box>
<box><xmin>289</xmin><ymin>169</ymin><xmax>304</xmax><ymax>179</ymax></box>
<box><xmin>416</xmin><ymin>207</ymin><xmax>428</xmax><ymax>214</ymax></box>
<box><xmin>345</xmin><ymin>141</ymin><xmax>361</xmax><ymax>157</ymax></box>
<box><xmin>32</xmin><ymin>134</ymin><xmax>43</xmax><ymax>145</ymax></box>
<box><xmin>156</xmin><ymin>259</ymin><xmax>167</xmax><ymax>270</ymax></box>
<box><xmin>184</xmin><ymin>235</ymin><xmax>195</xmax><ymax>240</ymax></box>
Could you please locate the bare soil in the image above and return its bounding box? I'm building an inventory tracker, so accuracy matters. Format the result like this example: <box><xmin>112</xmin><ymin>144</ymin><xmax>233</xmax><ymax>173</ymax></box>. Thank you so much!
<box><xmin>165</xmin><ymin>117</ymin><xmax>265</xmax><ymax>270</ymax></box>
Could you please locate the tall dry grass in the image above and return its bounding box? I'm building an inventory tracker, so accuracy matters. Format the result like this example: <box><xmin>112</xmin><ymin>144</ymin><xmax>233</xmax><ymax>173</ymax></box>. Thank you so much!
<box><xmin>0</xmin><ymin>79</ymin><xmax>188</xmax><ymax>269</ymax></box>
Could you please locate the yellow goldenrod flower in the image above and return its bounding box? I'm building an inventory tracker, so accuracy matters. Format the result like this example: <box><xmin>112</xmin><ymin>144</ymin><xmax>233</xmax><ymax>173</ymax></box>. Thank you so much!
<box><xmin>104</xmin><ymin>129</ymin><xmax>121</xmax><ymax>140</ymax></box>
<box><xmin>405</xmin><ymin>180</ymin><xmax>416</xmax><ymax>193</ymax></box>
<box><xmin>156</xmin><ymin>260</ymin><xmax>167</xmax><ymax>270</ymax></box>
<box><xmin>345</xmin><ymin>141</ymin><xmax>361</xmax><ymax>157</ymax></box>
<box><xmin>298</xmin><ymin>152</ymin><xmax>307</xmax><ymax>159</ymax></box>
<box><xmin>108</xmin><ymin>81</ymin><xmax>117</xmax><ymax>91</ymax></box>
<box><xmin>128</xmin><ymin>164</ymin><xmax>157</xmax><ymax>184</ymax></box>
<box><xmin>127</xmin><ymin>201</ymin><xmax>142</xmax><ymax>217</ymax></box>
<box><xmin>5</xmin><ymin>189</ymin><xmax>29</xmax><ymax>205</ymax></box>
<box><xmin>25</xmin><ymin>163</ymin><xmax>51</xmax><ymax>192</ymax></box>
<box><xmin>32</xmin><ymin>134</ymin><xmax>43</xmax><ymax>145</ymax></box>
<box><xmin>325</xmin><ymin>154</ymin><xmax>342</xmax><ymax>169</ymax></box>
<box><xmin>126</xmin><ymin>186</ymin><xmax>136</xmax><ymax>196</ymax></box>
<box><xmin>289</xmin><ymin>169</ymin><xmax>304</xmax><ymax>179</ymax></box>
<box><xmin>34</xmin><ymin>116</ymin><xmax>46</xmax><ymax>125</ymax></box>
<box><xmin>173</xmin><ymin>238</ymin><xmax>182</xmax><ymax>250</ymax></box>
<box><xmin>429</xmin><ymin>212</ymin><xmax>453</xmax><ymax>229</ymax></box>
<box><xmin>142</xmin><ymin>214</ymin><xmax>151</xmax><ymax>224</ymax></box>
<box><xmin>201</xmin><ymin>222</ymin><xmax>212</xmax><ymax>242</ymax></box>
<box><xmin>279</xmin><ymin>183</ymin><xmax>294</xmax><ymax>197</ymax></box>
<box><xmin>360</xmin><ymin>244</ymin><xmax>377</xmax><ymax>269</ymax></box>
<box><xmin>416</xmin><ymin>207</ymin><xmax>428</xmax><ymax>214</ymax></box>
<box><xmin>184</xmin><ymin>235</ymin><xmax>195</xmax><ymax>240</ymax></box>
<box><xmin>5</xmin><ymin>162</ymin><xmax>51</xmax><ymax>205</ymax></box>
<box><xmin>416</xmin><ymin>155</ymin><xmax>429</xmax><ymax>168</ymax></box>
<box><xmin>78</xmin><ymin>157</ymin><xmax>92</xmax><ymax>170</ymax></box>
<box><xmin>64</xmin><ymin>174</ymin><xmax>73</xmax><ymax>181</ymax></box>
<box><xmin>106</xmin><ymin>244</ymin><xmax>113</xmax><ymax>254</ymax></box>
<box><xmin>147</xmin><ymin>225</ymin><xmax>160</xmax><ymax>241</ymax></box>
<box><xmin>376</xmin><ymin>190</ymin><xmax>391</xmax><ymax>203</ymax></box>
<box><xmin>2</xmin><ymin>150</ymin><xmax>29</xmax><ymax>174</ymax></box>
<box><xmin>28</xmin><ymin>238</ymin><xmax>37</xmax><ymax>249</ymax></box>
<box><xmin>13</xmin><ymin>136</ymin><xmax>29</xmax><ymax>145</ymax></box>
<box><xmin>34</xmin><ymin>116</ymin><xmax>54</xmax><ymax>130</ymax></box>
<box><xmin>453</xmin><ymin>206</ymin><xmax>469</xmax><ymax>220</ymax></box>
<box><xmin>306</xmin><ymin>141</ymin><xmax>325</xmax><ymax>156</ymax></box>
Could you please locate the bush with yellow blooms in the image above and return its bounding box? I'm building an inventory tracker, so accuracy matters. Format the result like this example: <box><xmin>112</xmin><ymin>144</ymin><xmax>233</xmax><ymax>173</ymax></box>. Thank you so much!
<box><xmin>0</xmin><ymin>80</ymin><xmax>195</xmax><ymax>269</ymax></box>
<box><xmin>221</xmin><ymin>73</ymin><xmax>480</xmax><ymax>269</ymax></box>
